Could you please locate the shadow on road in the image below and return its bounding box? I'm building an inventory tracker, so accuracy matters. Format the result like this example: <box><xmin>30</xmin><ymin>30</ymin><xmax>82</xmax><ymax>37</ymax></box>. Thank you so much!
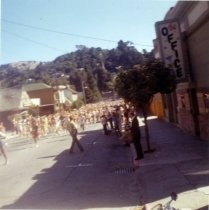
<box><xmin>2</xmin><ymin>125</ymin><xmax>139</xmax><ymax>209</ymax></box>
<box><xmin>2</xmin><ymin>118</ymin><xmax>209</xmax><ymax>209</ymax></box>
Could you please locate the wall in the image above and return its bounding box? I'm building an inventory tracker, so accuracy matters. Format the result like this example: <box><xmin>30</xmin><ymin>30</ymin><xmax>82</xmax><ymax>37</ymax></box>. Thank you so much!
<box><xmin>27</xmin><ymin>88</ymin><xmax>55</xmax><ymax>115</ymax></box>
<box><xmin>187</xmin><ymin>20</ymin><xmax>209</xmax><ymax>88</ymax></box>
<box><xmin>149</xmin><ymin>93</ymin><xmax>164</xmax><ymax>119</ymax></box>
<box><xmin>155</xmin><ymin>1</ymin><xmax>209</xmax><ymax>140</ymax></box>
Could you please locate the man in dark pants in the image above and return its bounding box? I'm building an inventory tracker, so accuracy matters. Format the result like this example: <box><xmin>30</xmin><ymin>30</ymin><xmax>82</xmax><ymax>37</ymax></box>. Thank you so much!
<box><xmin>101</xmin><ymin>114</ymin><xmax>109</xmax><ymax>135</ymax></box>
<box><xmin>66</xmin><ymin>116</ymin><xmax>84</xmax><ymax>153</ymax></box>
<box><xmin>129</xmin><ymin>111</ymin><xmax>144</xmax><ymax>168</ymax></box>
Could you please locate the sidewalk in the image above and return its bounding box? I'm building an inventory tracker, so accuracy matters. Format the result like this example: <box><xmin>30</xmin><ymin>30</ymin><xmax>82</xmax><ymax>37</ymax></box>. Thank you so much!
<box><xmin>135</xmin><ymin>117</ymin><xmax>209</xmax><ymax>210</ymax></box>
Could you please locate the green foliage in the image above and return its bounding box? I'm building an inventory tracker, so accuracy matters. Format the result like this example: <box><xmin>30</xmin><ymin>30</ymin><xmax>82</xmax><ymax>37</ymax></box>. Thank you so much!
<box><xmin>105</xmin><ymin>40</ymin><xmax>144</xmax><ymax>71</ymax></box>
<box><xmin>141</xmin><ymin>59</ymin><xmax>176</xmax><ymax>94</ymax></box>
<box><xmin>85</xmin><ymin>71</ymin><xmax>102</xmax><ymax>103</ymax></box>
<box><xmin>71</xmin><ymin>98</ymin><xmax>84</xmax><ymax>109</ymax></box>
<box><xmin>95</xmin><ymin>68</ymin><xmax>114</xmax><ymax>91</ymax></box>
<box><xmin>28</xmin><ymin>105</ymin><xmax>39</xmax><ymax>117</ymax></box>
<box><xmin>0</xmin><ymin>40</ymin><xmax>150</xmax><ymax>103</ymax></box>
<box><xmin>114</xmin><ymin>57</ymin><xmax>176</xmax><ymax>151</ymax></box>
<box><xmin>114</xmin><ymin>59</ymin><xmax>176</xmax><ymax>110</ymax></box>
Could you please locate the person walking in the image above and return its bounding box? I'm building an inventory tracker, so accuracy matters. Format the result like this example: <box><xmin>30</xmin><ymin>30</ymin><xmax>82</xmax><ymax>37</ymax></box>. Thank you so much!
<box><xmin>100</xmin><ymin>114</ymin><xmax>109</xmax><ymax>135</ymax></box>
<box><xmin>0</xmin><ymin>132</ymin><xmax>8</xmax><ymax>165</ymax></box>
<box><xmin>107</xmin><ymin>111</ymin><xmax>114</xmax><ymax>130</ymax></box>
<box><xmin>66</xmin><ymin>116</ymin><xmax>84</xmax><ymax>154</ymax></box>
<box><xmin>30</xmin><ymin>117</ymin><xmax>39</xmax><ymax>147</ymax></box>
<box><xmin>129</xmin><ymin>111</ymin><xmax>144</xmax><ymax>169</ymax></box>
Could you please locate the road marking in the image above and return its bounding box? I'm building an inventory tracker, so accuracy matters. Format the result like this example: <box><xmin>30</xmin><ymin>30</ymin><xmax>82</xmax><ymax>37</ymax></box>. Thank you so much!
<box><xmin>86</xmin><ymin>141</ymin><xmax>104</xmax><ymax>145</ymax></box>
<box><xmin>65</xmin><ymin>163</ymin><xmax>93</xmax><ymax>168</ymax></box>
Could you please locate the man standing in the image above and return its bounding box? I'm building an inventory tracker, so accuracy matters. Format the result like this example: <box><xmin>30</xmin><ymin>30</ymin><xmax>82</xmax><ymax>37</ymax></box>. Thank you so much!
<box><xmin>129</xmin><ymin>111</ymin><xmax>144</xmax><ymax>168</ymax></box>
<box><xmin>66</xmin><ymin>116</ymin><xmax>84</xmax><ymax>154</ymax></box>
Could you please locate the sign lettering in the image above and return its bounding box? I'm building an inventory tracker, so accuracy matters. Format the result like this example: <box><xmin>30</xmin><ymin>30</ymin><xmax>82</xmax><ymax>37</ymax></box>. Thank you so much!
<box><xmin>155</xmin><ymin>20</ymin><xmax>186</xmax><ymax>81</ymax></box>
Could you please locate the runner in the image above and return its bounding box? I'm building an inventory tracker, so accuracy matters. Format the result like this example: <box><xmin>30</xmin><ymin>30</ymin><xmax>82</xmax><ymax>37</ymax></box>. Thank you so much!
<box><xmin>0</xmin><ymin>132</ymin><xmax>8</xmax><ymax>165</ymax></box>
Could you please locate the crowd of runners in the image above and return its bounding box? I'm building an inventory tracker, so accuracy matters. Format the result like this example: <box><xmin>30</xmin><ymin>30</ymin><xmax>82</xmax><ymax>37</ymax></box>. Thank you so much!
<box><xmin>0</xmin><ymin>99</ymin><xmax>144</xmax><ymax>167</ymax></box>
<box><xmin>8</xmin><ymin>100</ymin><xmax>130</xmax><ymax>139</ymax></box>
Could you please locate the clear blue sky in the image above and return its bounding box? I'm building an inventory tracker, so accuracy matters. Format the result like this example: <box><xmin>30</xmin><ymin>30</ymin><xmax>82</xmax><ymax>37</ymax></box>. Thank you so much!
<box><xmin>1</xmin><ymin>0</ymin><xmax>177</xmax><ymax>65</ymax></box>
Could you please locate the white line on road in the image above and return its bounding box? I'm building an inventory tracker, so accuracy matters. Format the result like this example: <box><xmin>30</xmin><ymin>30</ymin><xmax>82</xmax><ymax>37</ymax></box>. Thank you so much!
<box><xmin>65</xmin><ymin>163</ymin><xmax>93</xmax><ymax>168</ymax></box>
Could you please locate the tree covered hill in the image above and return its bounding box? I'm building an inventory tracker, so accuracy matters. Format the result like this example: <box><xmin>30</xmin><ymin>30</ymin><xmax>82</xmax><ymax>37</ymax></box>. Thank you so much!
<box><xmin>0</xmin><ymin>40</ymin><xmax>151</xmax><ymax>102</ymax></box>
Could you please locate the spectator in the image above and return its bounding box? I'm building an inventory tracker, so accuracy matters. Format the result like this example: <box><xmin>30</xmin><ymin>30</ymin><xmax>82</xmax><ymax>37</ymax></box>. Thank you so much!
<box><xmin>129</xmin><ymin>111</ymin><xmax>144</xmax><ymax>169</ymax></box>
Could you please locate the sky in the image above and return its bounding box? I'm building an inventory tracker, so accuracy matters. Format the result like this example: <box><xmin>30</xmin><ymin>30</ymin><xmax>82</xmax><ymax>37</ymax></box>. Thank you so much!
<box><xmin>0</xmin><ymin>0</ymin><xmax>177</xmax><ymax>65</ymax></box>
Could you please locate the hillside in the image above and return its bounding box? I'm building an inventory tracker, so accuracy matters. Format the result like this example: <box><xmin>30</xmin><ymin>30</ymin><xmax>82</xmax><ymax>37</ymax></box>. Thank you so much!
<box><xmin>0</xmin><ymin>61</ymin><xmax>41</xmax><ymax>72</ymax></box>
<box><xmin>0</xmin><ymin>41</ymin><xmax>148</xmax><ymax>102</ymax></box>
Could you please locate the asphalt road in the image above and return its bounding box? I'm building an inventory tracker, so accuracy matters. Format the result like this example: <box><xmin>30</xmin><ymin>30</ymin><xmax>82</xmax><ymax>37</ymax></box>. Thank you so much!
<box><xmin>0</xmin><ymin>123</ymin><xmax>141</xmax><ymax>210</ymax></box>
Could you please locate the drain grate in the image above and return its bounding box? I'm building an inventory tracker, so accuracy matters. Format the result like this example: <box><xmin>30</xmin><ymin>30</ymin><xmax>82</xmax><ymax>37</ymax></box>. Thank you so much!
<box><xmin>114</xmin><ymin>167</ymin><xmax>135</xmax><ymax>174</ymax></box>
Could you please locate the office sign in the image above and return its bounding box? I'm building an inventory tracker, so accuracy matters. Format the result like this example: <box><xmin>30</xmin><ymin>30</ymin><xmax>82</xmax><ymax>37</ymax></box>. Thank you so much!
<box><xmin>155</xmin><ymin>20</ymin><xmax>186</xmax><ymax>81</ymax></box>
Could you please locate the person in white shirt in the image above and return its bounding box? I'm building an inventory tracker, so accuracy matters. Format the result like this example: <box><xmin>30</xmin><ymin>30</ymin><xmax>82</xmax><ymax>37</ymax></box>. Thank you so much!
<box><xmin>0</xmin><ymin>132</ymin><xmax>8</xmax><ymax>165</ymax></box>
<box><xmin>78</xmin><ymin>114</ymin><xmax>86</xmax><ymax>131</ymax></box>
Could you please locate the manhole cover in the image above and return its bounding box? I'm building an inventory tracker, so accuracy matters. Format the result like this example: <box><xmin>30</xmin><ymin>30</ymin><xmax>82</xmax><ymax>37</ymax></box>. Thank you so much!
<box><xmin>114</xmin><ymin>167</ymin><xmax>135</xmax><ymax>174</ymax></box>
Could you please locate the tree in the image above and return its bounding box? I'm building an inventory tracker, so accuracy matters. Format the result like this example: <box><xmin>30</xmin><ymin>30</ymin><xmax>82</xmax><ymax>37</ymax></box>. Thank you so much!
<box><xmin>114</xmin><ymin>58</ymin><xmax>176</xmax><ymax>152</ymax></box>
<box><xmin>71</xmin><ymin>98</ymin><xmax>84</xmax><ymax>109</ymax></box>
<box><xmin>28</xmin><ymin>105</ymin><xmax>39</xmax><ymax>117</ymax></box>
<box><xmin>105</xmin><ymin>40</ymin><xmax>144</xmax><ymax>71</ymax></box>
<box><xmin>95</xmin><ymin>68</ymin><xmax>114</xmax><ymax>92</ymax></box>
<box><xmin>0</xmin><ymin>40</ymin><xmax>150</xmax><ymax>103</ymax></box>
<box><xmin>84</xmin><ymin>70</ymin><xmax>102</xmax><ymax>103</ymax></box>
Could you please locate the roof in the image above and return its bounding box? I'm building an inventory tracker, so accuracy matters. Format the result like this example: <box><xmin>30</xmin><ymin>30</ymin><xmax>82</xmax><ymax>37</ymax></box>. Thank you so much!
<box><xmin>164</xmin><ymin>1</ymin><xmax>194</xmax><ymax>20</ymax></box>
<box><xmin>53</xmin><ymin>85</ymin><xmax>78</xmax><ymax>94</ymax></box>
<box><xmin>0</xmin><ymin>88</ymin><xmax>32</xmax><ymax>112</ymax></box>
<box><xmin>23</xmin><ymin>82</ymin><xmax>51</xmax><ymax>92</ymax></box>
<box><xmin>67</xmin><ymin>87</ymin><xmax>78</xmax><ymax>94</ymax></box>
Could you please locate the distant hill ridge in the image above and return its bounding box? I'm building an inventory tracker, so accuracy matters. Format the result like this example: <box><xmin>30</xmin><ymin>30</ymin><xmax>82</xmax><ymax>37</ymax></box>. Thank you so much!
<box><xmin>0</xmin><ymin>61</ymin><xmax>41</xmax><ymax>72</ymax></box>
<box><xmin>0</xmin><ymin>41</ymin><xmax>150</xmax><ymax>100</ymax></box>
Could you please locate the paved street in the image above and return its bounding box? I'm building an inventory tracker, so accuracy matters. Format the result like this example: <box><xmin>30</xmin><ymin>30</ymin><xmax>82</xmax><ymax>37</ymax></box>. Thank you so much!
<box><xmin>0</xmin><ymin>123</ymin><xmax>140</xmax><ymax>210</ymax></box>
<box><xmin>0</xmin><ymin>117</ymin><xmax>209</xmax><ymax>210</ymax></box>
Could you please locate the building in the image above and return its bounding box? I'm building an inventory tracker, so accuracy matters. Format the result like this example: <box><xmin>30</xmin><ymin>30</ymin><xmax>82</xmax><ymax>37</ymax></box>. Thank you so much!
<box><xmin>0</xmin><ymin>82</ymin><xmax>80</xmax><ymax>130</ymax></box>
<box><xmin>0</xmin><ymin>87</ymin><xmax>32</xmax><ymax>129</ymax></box>
<box><xmin>23</xmin><ymin>83</ymin><xmax>55</xmax><ymax>115</ymax></box>
<box><xmin>154</xmin><ymin>1</ymin><xmax>209</xmax><ymax>140</ymax></box>
<box><xmin>53</xmin><ymin>85</ymin><xmax>79</xmax><ymax>111</ymax></box>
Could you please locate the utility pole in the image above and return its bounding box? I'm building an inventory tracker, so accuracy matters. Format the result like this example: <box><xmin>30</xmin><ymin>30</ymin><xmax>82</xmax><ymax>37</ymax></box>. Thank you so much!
<box><xmin>82</xmin><ymin>81</ymin><xmax>87</xmax><ymax>105</ymax></box>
